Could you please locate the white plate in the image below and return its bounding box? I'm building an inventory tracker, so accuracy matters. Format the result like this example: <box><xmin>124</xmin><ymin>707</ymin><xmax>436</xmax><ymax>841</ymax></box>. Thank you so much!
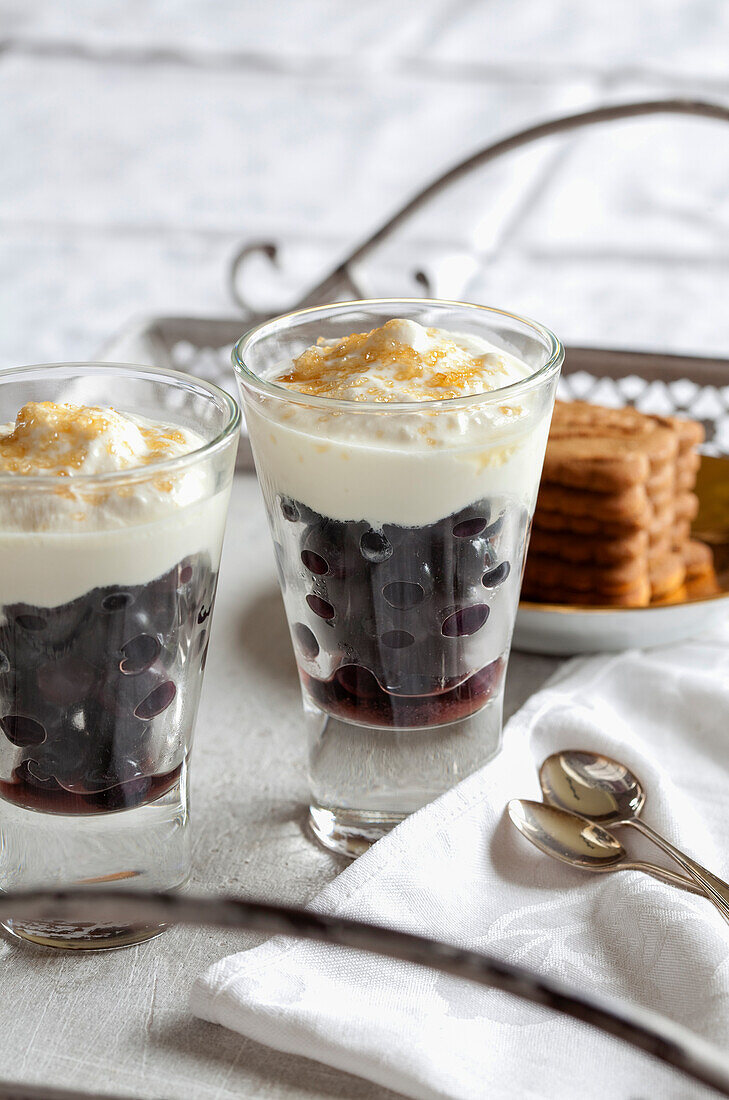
<box><xmin>514</xmin><ymin>591</ymin><xmax>729</xmax><ymax>655</ymax></box>
<box><xmin>514</xmin><ymin>455</ymin><xmax>729</xmax><ymax>655</ymax></box>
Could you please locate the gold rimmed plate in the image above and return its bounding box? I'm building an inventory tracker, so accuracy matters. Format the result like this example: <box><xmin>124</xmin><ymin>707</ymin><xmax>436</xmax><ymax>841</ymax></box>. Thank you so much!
<box><xmin>514</xmin><ymin>455</ymin><xmax>729</xmax><ymax>655</ymax></box>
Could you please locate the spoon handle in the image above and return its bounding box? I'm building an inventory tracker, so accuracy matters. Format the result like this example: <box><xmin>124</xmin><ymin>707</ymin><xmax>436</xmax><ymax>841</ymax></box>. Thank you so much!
<box><xmin>626</xmin><ymin>819</ymin><xmax>729</xmax><ymax>921</ymax></box>
<box><xmin>626</xmin><ymin>861</ymin><xmax>707</xmax><ymax>896</ymax></box>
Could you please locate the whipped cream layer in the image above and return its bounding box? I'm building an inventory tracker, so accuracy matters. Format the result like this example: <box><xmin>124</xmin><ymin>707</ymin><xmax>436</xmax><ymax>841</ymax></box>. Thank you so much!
<box><xmin>0</xmin><ymin>402</ymin><xmax>229</xmax><ymax>605</ymax></box>
<box><xmin>244</xmin><ymin>318</ymin><xmax>551</xmax><ymax>526</ymax></box>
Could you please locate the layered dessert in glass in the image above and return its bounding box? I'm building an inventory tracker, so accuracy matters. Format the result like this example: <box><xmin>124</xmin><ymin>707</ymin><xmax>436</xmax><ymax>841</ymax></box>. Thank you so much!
<box><xmin>0</xmin><ymin>366</ymin><xmax>239</xmax><ymax>947</ymax></box>
<box><xmin>234</xmin><ymin>301</ymin><xmax>562</xmax><ymax>856</ymax></box>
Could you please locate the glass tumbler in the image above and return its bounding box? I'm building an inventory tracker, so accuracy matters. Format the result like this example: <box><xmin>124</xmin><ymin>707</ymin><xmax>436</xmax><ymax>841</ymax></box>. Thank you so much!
<box><xmin>234</xmin><ymin>300</ymin><xmax>562</xmax><ymax>856</ymax></box>
<box><xmin>0</xmin><ymin>364</ymin><xmax>239</xmax><ymax>948</ymax></box>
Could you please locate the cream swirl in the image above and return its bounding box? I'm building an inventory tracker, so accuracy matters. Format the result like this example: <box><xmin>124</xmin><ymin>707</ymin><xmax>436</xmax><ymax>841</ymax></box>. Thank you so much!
<box><xmin>0</xmin><ymin>402</ymin><xmax>207</xmax><ymax>533</ymax></box>
<box><xmin>272</xmin><ymin>318</ymin><xmax>530</xmax><ymax>402</ymax></box>
<box><xmin>0</xmin><ymin>401</ymin><xmax>199</xmax><ymax>477</ymax></box>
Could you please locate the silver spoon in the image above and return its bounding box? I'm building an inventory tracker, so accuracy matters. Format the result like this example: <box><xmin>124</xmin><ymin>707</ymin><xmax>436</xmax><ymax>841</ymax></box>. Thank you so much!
<box><xmin>508</xmin><ymin>799</ymin><xmax>703</xmax><ymax>894</ymax></box>
<box><xmin>540</xmin><ymin>750</ymin><xmax>729</xmax><ymax>922</ymax></box>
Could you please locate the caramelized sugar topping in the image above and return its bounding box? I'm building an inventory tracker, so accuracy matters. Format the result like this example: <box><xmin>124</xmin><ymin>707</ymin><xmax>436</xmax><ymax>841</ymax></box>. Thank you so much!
<box><xmin>278</xmin><ymin>319</ymin><xmax>509</xmax><ymax>401</ymax></box>
<box><xmin>0</xmin><ymin>402</ymin><xmax>188</xmax><ymax>476</ymax></box>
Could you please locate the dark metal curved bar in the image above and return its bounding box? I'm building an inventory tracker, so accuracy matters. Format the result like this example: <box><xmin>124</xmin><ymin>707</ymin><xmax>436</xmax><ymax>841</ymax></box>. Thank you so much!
<box><xmin>229</xmin><ymin>236</ymin><xmax>367</xmax><ymax>317</ymax></box>
<box><xmin>229</xmin><ymin>97</ymin><xmax>729</xmax><ymax>316</ymax></box>
<box><xmin>1</xmin><ymin>888</ymin><xmax>728</xmax><ymax>1096</ymax></box>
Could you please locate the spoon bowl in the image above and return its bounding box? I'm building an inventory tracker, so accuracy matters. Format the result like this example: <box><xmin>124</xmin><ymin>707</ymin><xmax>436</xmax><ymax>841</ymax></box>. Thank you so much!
<box><xmin>507</xmin><ymin>798</ymin><xmax>704</xmax><ymax>894</ymax></box>
<box><xmin>540</xmin><ymin>750</ymin><xmax>646</xmax><ymax>825</ymax></box>
<box><xmin>509</xmin><ymin>799</ymin><xmax>630</xmax><ymax>870</ymax></box>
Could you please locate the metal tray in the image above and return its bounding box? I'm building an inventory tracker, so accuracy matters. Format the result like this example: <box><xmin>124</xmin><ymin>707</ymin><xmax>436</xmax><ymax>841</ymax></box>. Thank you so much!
<box><xmin>100</xmin><ymin>316</ymin><xmax>729</xmax><ymax>460</ymax></box>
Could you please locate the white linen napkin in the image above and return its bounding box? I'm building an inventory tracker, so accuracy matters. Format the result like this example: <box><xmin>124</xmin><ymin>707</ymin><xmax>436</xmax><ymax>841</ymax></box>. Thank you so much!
<box><xmin>192</xmin><ymin>622</ymin><xmax>729</xmax><ymax>1100</ymax></box>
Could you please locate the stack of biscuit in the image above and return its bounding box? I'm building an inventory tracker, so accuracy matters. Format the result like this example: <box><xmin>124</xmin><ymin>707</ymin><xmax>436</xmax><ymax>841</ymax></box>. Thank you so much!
<box><xmin>522</xmin><ymin>400</ymin><xmax>712</xmax><ymax>607</ymax></box>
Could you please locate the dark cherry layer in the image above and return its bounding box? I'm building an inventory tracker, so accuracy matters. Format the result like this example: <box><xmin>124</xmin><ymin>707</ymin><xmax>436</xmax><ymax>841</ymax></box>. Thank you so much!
<box><xmin>277</xmin><ymin>495</ymin><xmax>524</xmax><ymax>729</ymax></box>
<box><xmin>0</xmin><ymin>761</ymin><xmax>182</xmax><ymax>814</ymax></box>
<box><xmin>302</xmin><ymin>658</ymin><xmax>504</xmax><ymax>729</ymax></box>
<box><xmin>0</xmin><ymin>557</ymin><xmax>216</xmax><ymax>814</ymax></box>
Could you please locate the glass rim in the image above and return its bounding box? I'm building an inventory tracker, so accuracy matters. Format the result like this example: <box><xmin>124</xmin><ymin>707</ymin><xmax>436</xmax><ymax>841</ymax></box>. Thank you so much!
<box><xmin>232</xmin><ymin>298</ymin><xmax>564</xmax><ymax>413</ymax></box>
<box><xmin>0</xmin><ymin>361</ymin><xmax>241</xmax><ymax>491</ymax></box>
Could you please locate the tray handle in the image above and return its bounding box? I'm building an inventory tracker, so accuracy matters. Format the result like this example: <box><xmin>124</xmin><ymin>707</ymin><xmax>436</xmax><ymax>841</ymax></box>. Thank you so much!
<box><xmin>230</xmin><ymin>97</ymin><xmax>729</xmax><ymax>315</ymax></box>
<box><xmin>30</xmin><ymin>97</ymin><xmax>729</xmax><ymax>1098</ymax></box>
<box><xmin>2</xmin><ymin>886</ymin><xmax>729</xmax><ymax>1096</ymax></box>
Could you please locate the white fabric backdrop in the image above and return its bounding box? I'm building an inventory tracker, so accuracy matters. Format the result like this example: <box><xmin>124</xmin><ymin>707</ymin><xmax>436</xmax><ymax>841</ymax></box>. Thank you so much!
<box><xmin>2</xmin><ymin>1</ymin><xmax>729</xmax><ymax>367</ymax></box>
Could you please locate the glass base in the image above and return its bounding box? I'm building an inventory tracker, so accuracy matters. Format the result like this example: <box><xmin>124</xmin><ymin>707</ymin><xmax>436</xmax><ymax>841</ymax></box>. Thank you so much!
<box><xmin>308</xmin><ymin>804</ymin><xmax>409</xmax><ymax>859</ymax></box>
<box><xmin>306</xmin><ymin>694</ymin><xmax>503</xmax><ymax>858</ymax></box>
<box><xmin>0</xmin><ymin>764</ymin><xmax>189</xmax><ymax>950</ymax></box>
